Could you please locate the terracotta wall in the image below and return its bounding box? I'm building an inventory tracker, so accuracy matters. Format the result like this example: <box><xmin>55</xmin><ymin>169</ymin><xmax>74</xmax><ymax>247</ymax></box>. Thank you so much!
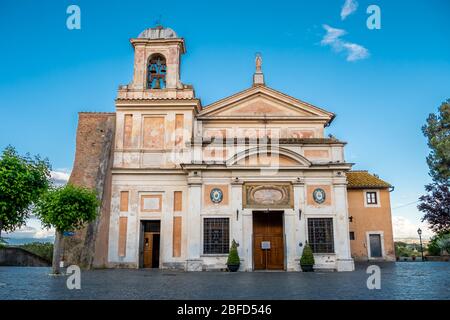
<box><xmin>347</xmin><ymin>189</ymin><xmax>395</xmax><ymax>261</ymax></box>
<box><xmin>66</xmin><ymin>112</ymin><xmax>116</xmax><ymax>268</ymax></box>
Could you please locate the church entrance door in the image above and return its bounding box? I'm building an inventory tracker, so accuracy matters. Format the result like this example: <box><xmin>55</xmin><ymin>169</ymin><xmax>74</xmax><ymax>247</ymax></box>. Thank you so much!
<box><xmin>253</xmin><ymin>211</ymin><xmax>284</xmax><ymax>270</ymax></box>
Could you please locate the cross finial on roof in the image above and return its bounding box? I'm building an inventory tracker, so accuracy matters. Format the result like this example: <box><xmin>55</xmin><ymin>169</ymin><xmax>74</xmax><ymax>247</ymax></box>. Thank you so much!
<box><xmin>155</xmin><ymin>14</ymin><xmax>163</xmax><ymax>28</ymax></box>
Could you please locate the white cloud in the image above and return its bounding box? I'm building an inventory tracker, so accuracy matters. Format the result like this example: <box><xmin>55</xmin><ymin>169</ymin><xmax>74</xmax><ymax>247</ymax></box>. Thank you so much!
<box><xmin>51</xmin><ymin>169</ymin><xmax>71</xmax><ymax>186</ymax></box>
<box><xmin>34</xmin><ymin>228</ymin><xmax>55</xmax><ymax>239</ymax></box>
<box><xmin>321</xmin><ymin>24</ymin><xmax>370</xmax><ymax>62</ymax></box>
<box><xmin>5</xmin><ymin>225</ymin><xmax>54</xmax><ymax>239</ymax></box>
<box><xmin>321</xmin><ymin>25</ymin><xmax>347</xmax><ymax>45</ymax></box>
<box><xmin>342</xmin><ymin>42</ymin><xmax>369</xmax><ymax>62</ymax></box>
<box><xmin>341</xmin><ymin>0</ymin><xmax>358</xmax><ymax>20</ymax></box>
<box><xmin>392</xmin><ymin>216</ymin><xmax>434</xmax><ymax>240</ymax></box>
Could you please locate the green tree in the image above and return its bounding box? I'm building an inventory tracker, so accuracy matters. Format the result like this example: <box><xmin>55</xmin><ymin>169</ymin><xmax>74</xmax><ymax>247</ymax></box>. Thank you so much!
<box><xmin>227</xmin><ymin>239</ymin><xmax>240</xmax><ymax>265</ymax></box>
<box><xmin>427</xmin><ymin>231</ymin><xmax>450</xmax><ymax>256</ymax></box>
<box><xmin>419</xmin><ymin>100</ymin><xmax>450</xmax><ymax>233</ymax></box>
<box><xmin>300</xmin><ymin>243</ymin><xmax>315</xmax><ymax>265</ymax></box>
<box><xmin>35</xmin><ymin>184</ymin><xmax>99</xmax><ymax>274</ymax></box>
<box><xmin>422</xmin><ymin>99</ymin><xmax>450</xmax><ymax>183</ymax></box>
<box><xmin>437</xmin><ymin>234</ymin><xmax>450</xmax><ymax>254</ymax></box>
<box><xmin>0</xmin><ymin>146</ymin><xmax>51</xmax><ymax>240</ymax></box>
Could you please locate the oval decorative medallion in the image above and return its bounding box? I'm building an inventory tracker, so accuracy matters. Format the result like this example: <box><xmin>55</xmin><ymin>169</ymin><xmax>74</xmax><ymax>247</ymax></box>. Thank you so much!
<box><xmin>210</xmin><ymin>188</ymin><xmax>223</xmax><ymax>203</ymax></box>
<box><xmin>253</xmin><ymin>188</ymin><xmax>284</xmax><ymax>205</ymax></box>
<box><xmin>313</xmin><ymin>188</ymin><xmax>326</xmax><ymax>204</ymax></box>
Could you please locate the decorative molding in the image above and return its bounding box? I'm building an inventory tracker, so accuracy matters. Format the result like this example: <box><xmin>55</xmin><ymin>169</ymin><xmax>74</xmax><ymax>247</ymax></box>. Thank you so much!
<box><xmin>243</xmin><ymin>183</ymin><xmax>293</xmax><ymax>209</ymax></box>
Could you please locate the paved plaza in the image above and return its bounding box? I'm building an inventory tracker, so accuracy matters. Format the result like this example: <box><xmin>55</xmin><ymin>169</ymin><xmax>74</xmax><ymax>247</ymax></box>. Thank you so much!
<box><xmin>1</xmin><ymin>262</ymin><xmax>449</xmax><ymax>300</ymax></box>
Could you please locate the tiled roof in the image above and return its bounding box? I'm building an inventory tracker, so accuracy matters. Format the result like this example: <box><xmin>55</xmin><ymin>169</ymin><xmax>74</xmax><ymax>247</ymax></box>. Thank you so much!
<box><xmin>347</xmin><ymin>171</ymin><xmax>392</xmax><ymax>189</ymax></box>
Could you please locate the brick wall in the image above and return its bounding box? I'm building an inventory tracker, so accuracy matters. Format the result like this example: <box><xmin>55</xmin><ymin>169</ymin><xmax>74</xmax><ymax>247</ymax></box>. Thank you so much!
<box><xmin>63</xmin><ymin>112</ymin><xmax>116</xmax><ymax>269</ymax></box>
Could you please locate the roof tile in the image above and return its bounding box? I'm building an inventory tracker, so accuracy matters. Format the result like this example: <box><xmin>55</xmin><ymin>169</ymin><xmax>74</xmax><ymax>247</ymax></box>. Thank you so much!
<box><xmin>347</xmin><ymin>171</ymin><xmax>392</xmax><ymax>189</ymax></box>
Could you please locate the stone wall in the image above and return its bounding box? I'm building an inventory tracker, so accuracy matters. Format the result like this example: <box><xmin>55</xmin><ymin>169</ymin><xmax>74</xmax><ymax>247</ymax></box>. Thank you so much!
<box><xmin>0</xmin><ymin>248</ymin><xmax>51</xmax><ymax>267</ymax></box>
<box><xmin>63</xmin><ymin>112</ymin><xmax>116</xmax><ymax>269</ymax></box>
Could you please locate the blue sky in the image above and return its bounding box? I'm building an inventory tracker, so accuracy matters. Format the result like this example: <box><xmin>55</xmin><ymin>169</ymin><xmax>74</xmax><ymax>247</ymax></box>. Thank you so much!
<box><xmin>1</xmin><ymin>0</ymin><xmax>449</xmax><ymax>240</ymax></box>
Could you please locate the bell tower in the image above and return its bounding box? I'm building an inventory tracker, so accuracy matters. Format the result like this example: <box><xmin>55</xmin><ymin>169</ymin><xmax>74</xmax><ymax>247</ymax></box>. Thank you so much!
<box><xmin>119</xmin><ymin>25</ymin><xmax>194</xmax><ymax>99</ymax></box>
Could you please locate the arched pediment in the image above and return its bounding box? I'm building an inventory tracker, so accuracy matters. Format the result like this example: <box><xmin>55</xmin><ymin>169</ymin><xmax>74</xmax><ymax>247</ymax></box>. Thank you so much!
<box><xmin>227</xmin><ymin>147</ymin><xmax>311</xmax><ymax>167</ymax></box>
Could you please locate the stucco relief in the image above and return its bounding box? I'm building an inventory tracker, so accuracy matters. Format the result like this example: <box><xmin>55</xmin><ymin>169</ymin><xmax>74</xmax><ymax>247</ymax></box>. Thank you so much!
<box><xmin>243</xmin><ymin>183</ymin><xmax>293</xmax><ymax>208</ymax></box>
<box><xmin>289</xmin><ymin>129</ymin><xmax>315</xmax><ymax>138</ymax></box>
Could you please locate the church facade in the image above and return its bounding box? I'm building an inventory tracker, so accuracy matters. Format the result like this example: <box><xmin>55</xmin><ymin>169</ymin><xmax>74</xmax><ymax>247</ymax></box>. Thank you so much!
<box><xmin>67</xmin><ymin>26</ymin><xmax>395</xmax><ymax>271</ymax></box>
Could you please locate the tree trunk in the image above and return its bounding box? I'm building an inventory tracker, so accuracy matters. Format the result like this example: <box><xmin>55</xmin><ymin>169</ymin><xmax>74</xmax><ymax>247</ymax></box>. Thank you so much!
<box><xmin>52</xmin><ymin>230</ymin><xmax>63</xmax><ymax>274</ymax></box>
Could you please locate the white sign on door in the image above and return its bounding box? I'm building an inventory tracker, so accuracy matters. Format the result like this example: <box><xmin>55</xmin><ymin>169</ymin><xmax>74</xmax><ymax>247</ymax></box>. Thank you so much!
<box><xmin>261</xmin><ymin>241</ymin><xmax>271</xmax><ymax>249</ymax></box>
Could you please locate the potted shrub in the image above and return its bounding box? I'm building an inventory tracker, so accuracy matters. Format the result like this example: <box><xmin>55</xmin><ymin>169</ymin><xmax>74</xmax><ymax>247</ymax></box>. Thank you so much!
<box><xmin>227</xmin><ymin>240</ymin><xmax>240</xmax><ymax>272</ymax></box>
<box><xmin>300</xmin><ymin>243</ymin><xmax>315</xmax><ymax>272</ymax></box>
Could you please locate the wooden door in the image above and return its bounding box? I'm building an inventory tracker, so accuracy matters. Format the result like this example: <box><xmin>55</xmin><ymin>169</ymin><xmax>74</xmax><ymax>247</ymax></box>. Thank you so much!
<box><xmin>143</xmin><ymin>232</ymin><xmax>153</xmax><ymax>268</ymax></box>
<box><xmin>369</xmin><ymin>234</ymin><xmax>382</xmax><ymax>258</ymax></box>
<box><xmin>253</xmin><ymin>211</ymin><xmax>284</xmax><ymax>270</ymax></box>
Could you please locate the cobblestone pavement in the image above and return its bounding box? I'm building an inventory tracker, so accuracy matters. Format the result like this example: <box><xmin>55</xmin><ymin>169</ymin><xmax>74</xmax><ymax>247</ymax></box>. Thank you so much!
<box><xmin>1</xmin><ymin>262</ymin><xmax>449</xmax><ymax>300</ymax></box>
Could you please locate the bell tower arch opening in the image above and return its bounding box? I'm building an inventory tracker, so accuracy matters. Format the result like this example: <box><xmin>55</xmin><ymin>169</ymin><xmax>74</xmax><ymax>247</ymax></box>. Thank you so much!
<box><xmin>147</xmin><ymin>53</ymin><xmax>167</xmax><ymax>89</ymax></box>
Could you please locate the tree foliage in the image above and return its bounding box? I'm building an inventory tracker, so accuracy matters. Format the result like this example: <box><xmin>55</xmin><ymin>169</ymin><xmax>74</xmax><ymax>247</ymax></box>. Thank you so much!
<box><xmin>418</xmin><ymin>182</ymin><xmax>450</xmax><ymax>233</ymax></box>
<box><xmin>436</xmin><ymin>234</ymin><xmax>450</xmax><ymax>254</ymax></box>
<box><xmin>19</xmin><ymin>242</ymin><xmax>54</xmax><ymax>262</ymax></box>
<box><xmin>418</xmin><ymin>99</ymin><xmax>450</xmax><ymax>233</ymax></box>
<box><xmin>422</xmin><ymin>99</ymin><xmax>450</xmax><ymax>183</ymax></box>
<box><xmin>0</xmin><ymin>146</ymin><xmax>51</xmax><ymax>236</ymax></box>
<box><xmin>35</xmin><ymin>184</ymin><xmax>99</xmax><ymax>233</ymax></box>
<box><xmin>35</xmin><ymin>184</ymin><xmax>99</xmax><ymax>274</ymax></box>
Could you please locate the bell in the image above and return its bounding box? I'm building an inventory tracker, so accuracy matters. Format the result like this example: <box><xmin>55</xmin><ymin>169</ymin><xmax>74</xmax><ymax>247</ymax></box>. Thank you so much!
<box><xmin>153</xmin><ymin>78</ymin><xmax>161</xmax><ymax>89</ymax></box>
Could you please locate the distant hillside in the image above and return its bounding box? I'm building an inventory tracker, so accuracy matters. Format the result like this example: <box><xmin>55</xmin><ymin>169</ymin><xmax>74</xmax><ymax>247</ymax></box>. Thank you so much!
<box><xmin>3</xmin><ymin>237</ymin><xmax>54</xmax><ymax>245</ymax></box>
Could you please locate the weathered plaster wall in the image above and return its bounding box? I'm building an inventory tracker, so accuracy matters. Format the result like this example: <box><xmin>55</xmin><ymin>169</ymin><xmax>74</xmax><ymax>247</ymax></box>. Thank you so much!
<box><xmin>348</xmin><ymin>189</ymin><xmax>395</xmax><ymax>261</ymax></box>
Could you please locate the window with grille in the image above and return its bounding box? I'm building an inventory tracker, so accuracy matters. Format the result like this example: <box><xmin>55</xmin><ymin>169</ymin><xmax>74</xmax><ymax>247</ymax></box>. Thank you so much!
<box><xmin>308</xmin><ymin>218</ymin><xmax>334</xmax><ymax>253</ymax></box>
<box><xmin>203</xmin><ymin>218</ymin><xmax>229</xmax><ymax>254</ymax></box>
<box><xmin>366</xmin><ymin>191</ymin><xmax>378</xmax><ymax>205</ymax></box>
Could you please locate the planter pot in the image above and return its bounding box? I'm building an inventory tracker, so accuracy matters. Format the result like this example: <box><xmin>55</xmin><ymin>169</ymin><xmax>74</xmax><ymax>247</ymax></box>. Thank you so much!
<box><xmin>227</xmin><ymin>264</ymin><xmax>240</xmax><ymax>272</ymax></box>
<box><xmin>300</xmin><ymin>264</ymin><xmax>314</xmax><ymax>272</ymax></box>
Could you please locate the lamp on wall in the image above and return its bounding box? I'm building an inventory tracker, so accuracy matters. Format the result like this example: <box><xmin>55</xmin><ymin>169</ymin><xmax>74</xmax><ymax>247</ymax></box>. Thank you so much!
<box><xmin>349</xmin><ymin>216</ymin><xmax>353</xmax><ymax>223</ymax></box>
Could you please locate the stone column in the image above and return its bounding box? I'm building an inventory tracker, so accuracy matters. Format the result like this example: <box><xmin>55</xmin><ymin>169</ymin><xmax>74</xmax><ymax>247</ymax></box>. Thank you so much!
<box><xmin>186</xmin><ymin>178</ymin><xmax>202</xmax><ymax>271</ymax></box>
<box><xmin>284</xmin><ymin>208</ymin><xmax>297</xmax><ymax>271</ymax></box>
<box><xmin>231</xmin><ymin>179</ymin><xmax>244</xmax><ymax>270</ymax></box>
<box><xmin>334</xmin><ymin>181</ymin><xmax>354</xmax><ymax>271</ymax></box>
<box><xmin>242</xmin><ymin>209</ymin><xmax>253</xmax><ymax>271</ymax></box>
<box><xmin>131</xmin><ymin>44</ymin><xmax>145</xmax><ymax>90</ymax></box>
<box><xmin>292</xmin><ymin>181</ymin><xmax>306</xmax><ymax>271</ymax></box>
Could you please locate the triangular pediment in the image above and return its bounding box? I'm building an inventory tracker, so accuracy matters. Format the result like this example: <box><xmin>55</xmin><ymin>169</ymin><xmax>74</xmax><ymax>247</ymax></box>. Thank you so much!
<box><xmin>198</xmin><ymin>86</ymin><xmax>334</xmax><ymax>123</ymax></box>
